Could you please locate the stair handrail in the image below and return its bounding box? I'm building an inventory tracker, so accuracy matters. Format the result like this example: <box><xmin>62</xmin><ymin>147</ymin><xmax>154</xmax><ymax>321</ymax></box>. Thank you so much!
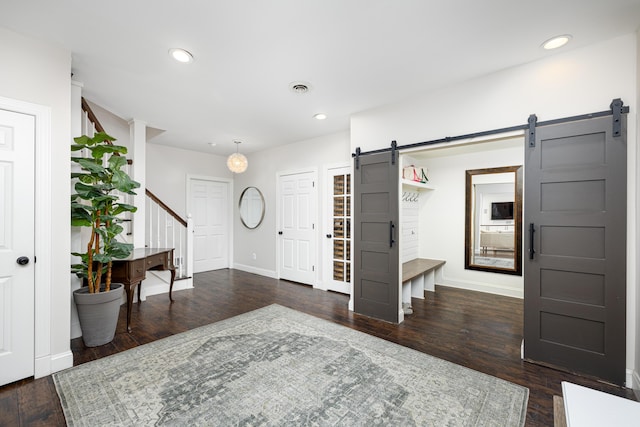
<box><xmin>146</xmin><ymin>189</ymin><xmax>187</xmax><ymax>227</ymax></box>
<box><xmin>81</xmin><ymin>97</ymin><xmax>106</xmax><ymax>133</ymax></box>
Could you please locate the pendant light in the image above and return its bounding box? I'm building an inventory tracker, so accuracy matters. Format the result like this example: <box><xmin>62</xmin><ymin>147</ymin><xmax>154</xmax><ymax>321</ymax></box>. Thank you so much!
<box><xmin>227</xmin><ymin>140</ymin><xmax>248</xmax><ymax>173</ymax></box>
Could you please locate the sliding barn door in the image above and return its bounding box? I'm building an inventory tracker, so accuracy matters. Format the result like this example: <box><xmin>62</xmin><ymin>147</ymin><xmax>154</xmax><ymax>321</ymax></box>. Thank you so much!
<box><xmin>353</xmin><ymin>152</ymin><xmax>399</xmax><ymax>323</ymax></box>
<box><xmin>524</xmin><ymin>114</ymin><xmax>626</xmax><ymax>385</ymax></box>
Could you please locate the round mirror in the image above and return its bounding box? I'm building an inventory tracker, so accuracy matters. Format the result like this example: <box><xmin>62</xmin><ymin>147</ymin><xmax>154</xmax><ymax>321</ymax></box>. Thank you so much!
<box><xmin>239</xmin><ymin>187</ymin><xmax>265</xmax><ymax>229</ymax></box>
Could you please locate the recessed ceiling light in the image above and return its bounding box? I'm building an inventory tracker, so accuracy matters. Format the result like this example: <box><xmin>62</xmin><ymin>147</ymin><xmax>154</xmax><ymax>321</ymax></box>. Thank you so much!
<box><xmin>313</xmin><ymin>113</ymin><xmax>327</xmax><ymax>120</ymax></box>
<box><xmin>541</xmin><ymin>35</ymin><xmax>572</xmax><ymax>50</ymax></box>
<box><xmin>169</xmin><ymin>48</ymin><xmax>194</xmax><ymax>63</ymax></box>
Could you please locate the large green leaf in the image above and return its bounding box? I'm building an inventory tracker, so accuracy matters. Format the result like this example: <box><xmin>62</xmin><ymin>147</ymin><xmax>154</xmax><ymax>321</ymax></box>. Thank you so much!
<box><xmin>71</xmin><ymin>252</ymin><xmax>89</xmax><ymax>262</ymax></box>
<box><xmin>109</xmin><ymin>241</ymin><xmax>134</xmax><ymax>259</ymax></box>
<box><xmin>71</xmin><ymin>208</ymin><xmax>92</xmax><ymax>227</ymax></box>
<box><xmin>75</xmin><ymin>157</ymin><xmax>106</xmax><ymax>174</ymax></box>
<box><xmin>112</xmin><ymin>203</ymin><xmax>137</xmax><ymax>215</ymax></box>
<box><xmin>90</xmin><ymin>144</ymin><xmax>127</xmax><ymax>160</ymax></box>
<box><xmin>93</xmin><ymin>194</ymin><xmax>118</xmax><ymax>202</ymax></box>
<box><xmin>74</xmin><ymin>182</ymin><xmax>104</xmax><ymax>199</ymax></box>
<box><xmin>74</xmin><ymin>132</ymin><xmax>116</xmax><ymax>146</ymax></box>
<box><xmin>76</xmin><ymin>174</ymin><xmax>99</xmax><ymax>185</ymax></box>
<box><xmin>71</xmin><ymin>172</ymin><xmax>91</xmax><ymax>179</ymax></box>
<box><xmin>93</xmin><ymin>253</ymin><xmax>112</xmax><ymax>264</ymax></box>
<box><xmin>108</xmin><ymin>155</ymin><xmax>128</xmax><ymax>170</ymax></box>
<box><xmin>102</xmin><ymin>222</ymin><xmax>124</xmax><ymax>236</ymax></box>
<box><xmin>112</xmin><ymin>170</ymin><xmax>140</xmax><ymax>193</ymax></box>
<box><xmin>73</xmin><ymin>135</ymin><xmax>93</xmax><ymax>146</ymax></box>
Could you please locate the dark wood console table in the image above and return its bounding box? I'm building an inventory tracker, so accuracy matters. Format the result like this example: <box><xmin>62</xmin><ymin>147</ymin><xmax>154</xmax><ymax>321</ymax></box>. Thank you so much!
<box><xmin>111</xmin><ymin>248</ymin><xmax>176</xmax><ymax>332</ymax></box>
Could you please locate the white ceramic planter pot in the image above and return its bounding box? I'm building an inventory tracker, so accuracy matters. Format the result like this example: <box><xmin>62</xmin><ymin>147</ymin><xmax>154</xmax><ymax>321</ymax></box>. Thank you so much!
<box><xmin>73</xmin><ymin>283</ymin><xmax>123</xmax><ymax>347</ymax></box>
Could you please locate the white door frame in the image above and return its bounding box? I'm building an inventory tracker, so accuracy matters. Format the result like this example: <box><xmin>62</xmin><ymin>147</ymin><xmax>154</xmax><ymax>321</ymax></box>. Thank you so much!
<box><xmin>275</xmin><ymin>167</ymin><xmax>318</xmax><ymax>287</ymax></box>
<box><xmin>186</xmin><ymin>174</ymin><xmax>234</xmax><ymax>269</ymax></box>
<box><xmin>322</xmin><ymin>163</ymin><xmax>353</xmax><ymax>302</ymax></box>
<box><xmin>0</xmin><ymin>96</ymin><xmax>59</xmax><ymax>378</ymax></box>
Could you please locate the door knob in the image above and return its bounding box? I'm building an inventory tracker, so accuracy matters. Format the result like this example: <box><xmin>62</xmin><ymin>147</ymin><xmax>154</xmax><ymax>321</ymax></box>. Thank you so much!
<box><xmin>16</xmin><ymin>256</ymin><xmax>29</xmax><ymax>265</ymax></box>
<box><xmin>278</xmin><ymin>231</ymin><xmax>283</xmax><ymax>235</ymax></box>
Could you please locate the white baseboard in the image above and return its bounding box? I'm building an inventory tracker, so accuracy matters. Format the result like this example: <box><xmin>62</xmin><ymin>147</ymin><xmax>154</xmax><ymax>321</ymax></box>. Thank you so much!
<box><xmin>141</xmin><ymin>273</ymin><xmax>194</xmax><ymax>299</ymax></box>
<box><xmin>629</xmin><ymin>368</ymin><xmax>639</xmax><ymax>392</ymax></box>
<box><xmin>35</xmin><ymin>350</ymin><xmax>73</xmax><ymax>378</ymax></box>
<box><xmin>314</xmin><ymin>280</ymin><xmax>327</xmax><ymax>291</ymax></box>
<box><xmin>70</xmin><ymin>319</ymin><xmax>82</xmax><ymax>339</ymax></box>
<box><xmin>437</xmin><ymin>278</ymin><xmax>523</xmax><ymax>299</ymax></box>
<box><xmin>233</xmin><ymin>263</ymin><xmax>277</xmax><ymax>279</ymax></box>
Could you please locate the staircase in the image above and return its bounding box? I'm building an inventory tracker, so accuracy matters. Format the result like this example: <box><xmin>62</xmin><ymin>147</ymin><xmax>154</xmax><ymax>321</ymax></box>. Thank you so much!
<box><xmin>79</xmin><ymin>98</ymin><xmax>193</xmax><ymax>284</ymax></box>
<box><xmin>145</xmin><ymin>189</ymin><xmax>193</xmax><ymax>279</ymax></box>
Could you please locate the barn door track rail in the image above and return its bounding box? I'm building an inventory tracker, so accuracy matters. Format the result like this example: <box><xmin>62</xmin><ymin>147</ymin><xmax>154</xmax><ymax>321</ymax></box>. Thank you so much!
<box><xmin>353</xmin><ymin>98</ymin><xmax>629</xmax><ymax>160</ymax></box>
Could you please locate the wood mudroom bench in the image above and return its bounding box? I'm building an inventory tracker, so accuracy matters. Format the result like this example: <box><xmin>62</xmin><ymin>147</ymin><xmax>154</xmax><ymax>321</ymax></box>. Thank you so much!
<box><xmin>401</xmin><ymin>258</ymin><xmax>446</xmax><ymax>305</ymax></box>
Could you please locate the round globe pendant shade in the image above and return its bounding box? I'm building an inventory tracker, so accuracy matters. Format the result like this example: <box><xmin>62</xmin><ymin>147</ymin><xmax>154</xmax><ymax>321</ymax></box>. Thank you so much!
<box><xmin>227</xmin><ymin>152</ymin><xmax>248</xmax><ymax>173</ymax></box>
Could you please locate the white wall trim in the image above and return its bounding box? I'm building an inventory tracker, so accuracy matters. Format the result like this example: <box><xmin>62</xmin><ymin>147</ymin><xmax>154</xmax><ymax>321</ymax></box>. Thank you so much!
<box><xmin>275</xmin><ymin>167</ymin><xmax>319</xmax><ymax>286</ymax></box>
<box><xmin>628</xmin><ymin>368</ymin><xmax>638</xmax><ymax>390</ymax></box>
<box><xmin>321</xmin><ymin>162</ymin><xmax>353</xmax><ymax>300</ymax></box>
<box><xmin>233</xmin><ymin>263</ymin><xmax>278</xmax><ymax>279</ymax></box>
<box><xmin>36</xmin><ymin>351</ymin><xmax>74</xmax><ymax>378</ymax></box>
<box><xmin>138</xmin><ymin>271</ymin><xmax>194</xmax><ymax>299</ymax></box>
<box><xmin>437</xmin><ymin>278</ymin><xmax>524</xmax><ymax>299</ymax></box>
<box><xmin>49</xmin><ymin>351</ymin><xmax>74</xmax><ymax>375</ymax></box>
<box><xmin>70</xmin><ymin>81</ymin><xmax>83</xmax><ymax>341</ymax></box>
<box><xmin>0</xmin><ymin>95</ymin><xmax>60</xmax><ymax>377</ymax></box>
<box><xmin>128</xmin><ymin>118</ymin><xmax>147</xmax><ymax>248</ymax></box>
<box><xmin>186</xmin><ymin>174</ymin><xmax>234</xmax><ymax>269</ymax></box>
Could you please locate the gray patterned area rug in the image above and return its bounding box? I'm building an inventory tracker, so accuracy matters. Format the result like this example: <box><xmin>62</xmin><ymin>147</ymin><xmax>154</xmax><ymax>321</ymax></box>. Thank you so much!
<box><xmin>53</xmin><ymin>304</ymin><xmax>528</xmax><ymax>426</ymax></box>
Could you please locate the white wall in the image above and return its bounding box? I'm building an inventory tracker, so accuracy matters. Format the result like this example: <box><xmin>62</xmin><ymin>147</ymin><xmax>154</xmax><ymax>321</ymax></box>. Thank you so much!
<box><xmin>412</xmin><ymin>139</ymin><xmax>524</xmax><ymax>297</ymax></box>
<box><xmin>352</xmin><ymin>34</ymin><xmax>638</xmax><ymax>389</ymax></box>
<box><xmin>0</xmin><ymin>27</ymin><xmax>72</xmax><ymax>372</ymax></box>
<box><xmin>84</xmin><ymin>100</ymin><xmax>131</xmax><ymax>147</ymax></box>
<box><xmin>146</xmin><ymin>144</ymin><xmax>233</xmax><ymax>219</ymax></box>
<box><xmin>145</xmin><ymin>131</ymin><xmax>350</xmax><ymax>287</ymax></box>
<box><xmin>233</xmin><ymin>131</ymin><xmax>351</xmax><ymax>282</ymax></box>
<box><xmin>352</xmin><ymin>34</ymin><xmax>637</xmax><ymax>153</ymax></box>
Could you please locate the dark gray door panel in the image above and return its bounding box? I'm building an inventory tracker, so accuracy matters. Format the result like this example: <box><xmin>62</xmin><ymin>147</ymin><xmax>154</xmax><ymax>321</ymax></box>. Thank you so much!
<box><xmin>354</xmin><ymin>152</ymin><xmax>399</xmax><ymax>323</ymax></box>
<box><xmin>524</xmin><ymin>114</ymin><xmax>626</xmax><ymax>385</ymax></box>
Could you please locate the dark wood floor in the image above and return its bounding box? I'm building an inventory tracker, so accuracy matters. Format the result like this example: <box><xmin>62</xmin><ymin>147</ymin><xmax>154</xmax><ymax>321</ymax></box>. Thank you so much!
<box><xmin>1</xmin><ymin>269</ymin><xmax>636</xmax><ymax>426</ymax></box>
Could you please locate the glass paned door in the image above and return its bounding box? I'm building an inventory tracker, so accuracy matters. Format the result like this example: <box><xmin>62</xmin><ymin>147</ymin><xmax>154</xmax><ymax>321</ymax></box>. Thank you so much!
<box><xmin>326</xmin><ymin>167</ymin><xmax>351</xmax><ymax>294</ymax></box>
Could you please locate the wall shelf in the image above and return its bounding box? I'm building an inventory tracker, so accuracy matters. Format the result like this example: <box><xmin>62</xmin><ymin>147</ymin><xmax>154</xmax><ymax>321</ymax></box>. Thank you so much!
<box><xmin>402</xmin><ymin>179</ymin><xmax>435</xmax><ymax>191</ymax></box>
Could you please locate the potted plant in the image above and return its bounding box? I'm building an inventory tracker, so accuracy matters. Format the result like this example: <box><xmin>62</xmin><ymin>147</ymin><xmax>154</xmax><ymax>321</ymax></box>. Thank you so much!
<box><xmin>71</xmin><ymin>132</ymin><xmax>140</xmax><ymax>347</ymax></box>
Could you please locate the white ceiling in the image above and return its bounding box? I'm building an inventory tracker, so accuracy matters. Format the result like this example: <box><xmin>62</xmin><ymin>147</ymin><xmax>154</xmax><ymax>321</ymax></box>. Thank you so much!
<box><xmin>2</xmin><ymin>0</ymin><xmax>640</xmax><ymax>155</ymax></box>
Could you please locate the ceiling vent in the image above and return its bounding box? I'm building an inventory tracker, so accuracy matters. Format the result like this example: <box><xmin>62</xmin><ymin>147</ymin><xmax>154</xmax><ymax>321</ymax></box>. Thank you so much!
<box><xmin>289</xmin><ymin>81</ymin><xmax>312</xmax><ymax>94</ymax></box>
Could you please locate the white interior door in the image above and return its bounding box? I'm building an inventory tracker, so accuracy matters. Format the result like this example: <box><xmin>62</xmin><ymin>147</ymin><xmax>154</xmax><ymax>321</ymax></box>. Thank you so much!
<box><xmin>278</xmin><ymin>171</ymin><xmax>316</xmax><ymax>285</ymax></box>
<box><xmin>0</xmin><ymin>109</ymin><xmax>35</xmax><ymax>386</ymax></box>
<box><xmin>189</xmin><ymin>178</ymin><xmax>229</xmax><ymax>273</ymax></box>
<box><xmin>324</xmin><ymin>166</ymin><xmax>351</xmax><ymax>294</ymax></box>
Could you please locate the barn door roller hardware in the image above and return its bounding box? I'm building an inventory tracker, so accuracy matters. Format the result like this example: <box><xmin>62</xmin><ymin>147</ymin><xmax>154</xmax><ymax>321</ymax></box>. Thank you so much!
<box><xmin>610</xmin><ymin>98</ymin><xmax>623</xmax><ymax>137</ymax></box>
<box><xmin>527</xmin><ymin>114</ymin><xmax>538</xmax><ymax>148</ymax></box>
<box><xmin>390</xmin><ymin>140</ymin><xmax>397</xmax><ymax>165</ymax></box>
